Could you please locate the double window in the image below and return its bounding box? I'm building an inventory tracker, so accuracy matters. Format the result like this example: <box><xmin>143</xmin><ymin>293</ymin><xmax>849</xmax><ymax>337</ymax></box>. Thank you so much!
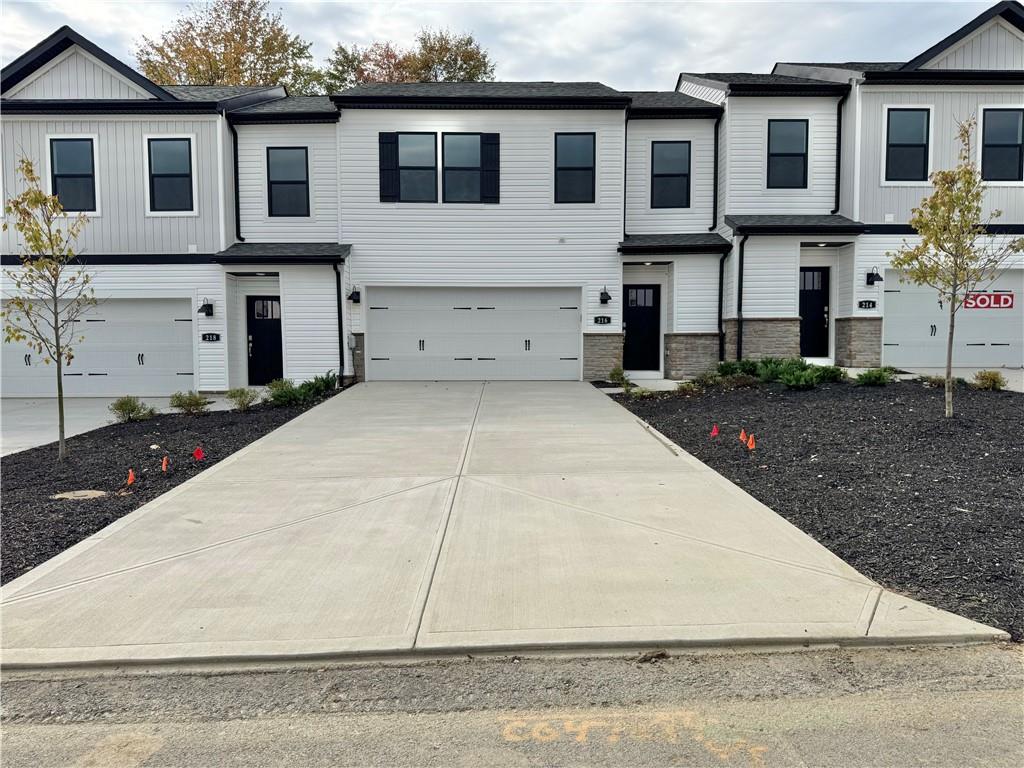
<box><xmin>885</xmin><ymin>108</ymin><xmax>930</xmax><ymax>182</ymax></box>
<box><xmin>379</xmin><ymin>132</ymin><xmax>500</xmax><ymax>203</ymax></box>
<box><xmin>650</xmin><ymin>141</ymin><xmax>690</xmax><ymax>208</ymax></box>
<box><xmin>981</xmin><ymin>108</ymin><xmax>1023</xmax><ymax>182</ymax></box>
<box><xmin>147</xmin><ymin>137</ymin><xmax>194</xmax><ymax>213</ymax></box>
<box><xmin>442</xmin><ymin>133</ymin><xmax>500</xmax><ymax>203</ymax></box>
<box><xmin>554</xmin><ymin>133</ymin><xmax>595</xmax><ymax>203</ymax></box>
<box><xmin>49</xmin><ymin>138</ymin><xmax>96</xmax><ymax>212</ymax></box>
<box><xmin>267</xmin><ymin>147</ymin><xmax>309</xmax><ymax>217</ymax></box>
<box><xmin>767</xmin><ymin>120</ymin><xmax>808</xmax><ymax>189</ymax></box>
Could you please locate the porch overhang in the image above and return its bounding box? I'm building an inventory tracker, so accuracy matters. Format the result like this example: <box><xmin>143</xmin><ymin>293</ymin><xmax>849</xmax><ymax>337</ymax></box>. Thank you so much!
<box><xmin>213</xmin><ymin>242</ymin><xmax>350</xmax><ymax>265</ymax></box>
<box><xmin>725</xmin><ymin>215</ymin><xmax>866</xmax><ymax>236</ymax></box>
<box><xmin>618</xmin><ymin>233</ymin><xmax>732</xmax><ymax>255</ymax></box>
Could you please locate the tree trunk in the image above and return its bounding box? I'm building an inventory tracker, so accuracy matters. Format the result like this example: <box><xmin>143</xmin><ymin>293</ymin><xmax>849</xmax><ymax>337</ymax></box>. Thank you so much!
<box><xmin>944</xmin><ymin>299</ymin><xmax>956</xmax><ymax>418</ymax></box>
<box><xmin>54</xmin><ymin>322</ymin><xmax>67</xmax><ymax>461</ymax></box>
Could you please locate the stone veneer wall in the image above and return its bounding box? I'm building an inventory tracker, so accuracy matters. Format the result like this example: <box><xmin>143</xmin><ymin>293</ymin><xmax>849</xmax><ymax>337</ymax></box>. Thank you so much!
<box><xmin>664</xmin><ymin>333</ymin><xmax>720</xmax><ymax>379</ymax></box>
<box><xmin>834</xmin><ymin>317</ymin><xmax>882</xmax><ymax>368</ymax></box>
<box><xmin>583</xmin><ymin>333</ymin><xmax>624</xmax><ymax>380</ymax></box>
<box><xmin>722</xmin><ymin>318</ymin><xmax>801</xmax><ymax>360</ymax></box>
<box><xmin>350</xmin><ymin>332</ymin><xmax>365</xmax><ymax>382</ymax></box>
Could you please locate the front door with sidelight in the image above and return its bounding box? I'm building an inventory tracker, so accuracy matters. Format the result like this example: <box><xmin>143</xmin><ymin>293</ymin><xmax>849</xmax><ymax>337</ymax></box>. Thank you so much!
<box><xmin>799</xmin><ymin>267</ymin><xmax>830</xmax><ymax>357</ymax></box>
<box><xmin>623</xmin><ymin>284</ymin><xmax>661</xmax><ymax>371</ymax></box>
<box><xmin>246</xmin><ymin>295</ymin><xmax>283</xmax><ymax>385</ymax></box>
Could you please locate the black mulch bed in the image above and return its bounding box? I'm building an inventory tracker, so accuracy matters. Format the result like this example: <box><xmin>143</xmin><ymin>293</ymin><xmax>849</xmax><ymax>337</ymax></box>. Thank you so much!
<box><xmin>1</xmin><ymin>393</ymin><xmax>340</xmax><ymax>585</ymax></box>
<box><xmin>615</xmin><ymin>382</ymin><xmax>1024</xmax><ymax>641</ymax></box>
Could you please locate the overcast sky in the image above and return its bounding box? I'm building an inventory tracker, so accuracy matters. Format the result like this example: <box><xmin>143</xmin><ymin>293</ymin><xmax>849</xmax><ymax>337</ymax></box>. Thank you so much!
<box><xmin>1</xmin><ymin>1</ymin><xmax>993</xmax><ymax>90</ymax></box>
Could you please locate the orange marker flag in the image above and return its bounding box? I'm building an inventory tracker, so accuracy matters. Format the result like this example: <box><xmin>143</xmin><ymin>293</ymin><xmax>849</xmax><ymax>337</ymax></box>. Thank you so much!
<box><xmin>747</xmin><ymin>434</ymin><xmax>756</xmax><ymax>451</ymax></box>
<box><xmin>739</xmin><ymin>428</ymin><xmax>747</xmax><ymax>444</ymax></box>
<box><xmin>161</xmin><ymin>456</ymin><xmax>169</xmax><ymax>473</ymax></box>
<box><xmin>126</xmin><ymin>468</ymin><xmax>136</xmax><ymax>486</ymax></box>
<box><xmin>710</xmin><ymin>423</ymin><xmax>719</xmax><ymax>438</ymax></box>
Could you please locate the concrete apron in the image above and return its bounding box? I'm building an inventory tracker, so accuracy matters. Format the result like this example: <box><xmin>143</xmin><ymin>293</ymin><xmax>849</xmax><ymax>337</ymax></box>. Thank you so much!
<box><xmin>0</xmin><ymin>382</ymin><xmax>1006</xmax><ymax>669</ymax></box>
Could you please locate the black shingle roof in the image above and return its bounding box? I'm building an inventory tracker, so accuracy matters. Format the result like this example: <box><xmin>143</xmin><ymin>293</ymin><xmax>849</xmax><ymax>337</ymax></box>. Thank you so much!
<box><xmin>619</xmin><ymin>233</ymin><xmax>732</xmax><ymax>255</ymax></box>
<box><xmin>682</xmin><ymin>73</ymin><xmax>832</xmax><ymax>86</ymax></box>
<box><xmin>231</xmin><ymin>95</ymin><xmax>336</xmax><ymax>114</ymax></box>
<box><xmin>778</xmin><ymin>62</ymin><xmax>904</xmax><ymax>73</ymax></box>
<box><xmin>725</xmin><ymin>215</ymin><xmax>866</xmax><ymax>235</ymax></box>
<box><xmin>677</xmin><ymin>72</ymin><xmax>849</xmax><ymax>97</ymax></box>
<box><xmin>162</xmin><ymin>85</ymin><xmax>277</xmax><ymax>101</ymax></box>
<box><xmin>337</xmin><ymin>81</ymin><xmax>622</xmax><ymax>99</ymax></box>
<box><xmin>214</xmin><ymin>242</ymin><xmax>349</xmax><ymax>264</ymax></box>
<box><xmin>622</xmin><ymin>90</ymin><xmax>722</xmax><ymax>118</ymax></box>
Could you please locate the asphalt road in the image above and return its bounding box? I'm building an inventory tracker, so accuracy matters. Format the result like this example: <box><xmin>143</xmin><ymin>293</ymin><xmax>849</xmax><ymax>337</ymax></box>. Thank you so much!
<box><xmin>2</xmin><ymin>644</ymin><xmax>1022</xmax><ymax>767</ymax></box>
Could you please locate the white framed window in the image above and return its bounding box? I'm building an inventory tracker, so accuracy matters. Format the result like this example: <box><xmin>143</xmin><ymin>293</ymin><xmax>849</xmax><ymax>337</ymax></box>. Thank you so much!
<box><xmin>142</xmin><ymin>134</ymin><xmax>198</xmax><ymax>216</ymax></box>
<box><xmin>979</xmin><ymin>106</ymin><xmax>1024</xmax><ymax>186</ymax></box>
<box><xmin>45</xmin><ymin>134</ymin><xmax>100</xmax><ymax>216</ymax></box>
<box><xmin>880</xmin><ymin>105</ymin><xmax>934</xmax><ymax>187</ymax></box>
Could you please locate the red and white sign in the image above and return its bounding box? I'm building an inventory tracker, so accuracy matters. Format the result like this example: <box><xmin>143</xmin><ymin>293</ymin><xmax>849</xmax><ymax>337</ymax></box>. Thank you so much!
<box><xmin>964</xmin><ymin>292</ymin><xmax>1015</xmax><ymax>309</ymax></box>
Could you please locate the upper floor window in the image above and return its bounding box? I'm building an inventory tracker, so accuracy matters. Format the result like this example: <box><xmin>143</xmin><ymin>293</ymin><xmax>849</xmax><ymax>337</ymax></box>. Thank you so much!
<box><xmin>49</xmin><ymin>138</ymin><xmax>96</xmax><ymax>212</ymax></box>
<box><xmin>442</xmin><ymin>133</ymin><xmax>500</xmax><ymax>204</ymax></box>
<box><xmin>378</xmin><ymin>133</ymin><xmax>437</xmax><ymax>203</ymax></box>
<box><xmin>147</xmin><ymin>137</ymin><xmax>194</xmax><ymax>213</ymax></box>
<box><xmin>267</xmin><ymin>147</ymin><xmax>309</xmax><ymax>217</ymax></box>
<box><xmin>885</xmin><ymin>108</ymin><xmax>930</xmax><ymax>182</ymax></box>
<box><xmin>554</xmin><ymin>133</ymin><xmax>595</xmax><ymax>203</ymax></box>
<box><xmin>651</xmin><ymin>141</ymin><xmax>690</xmax><ymax>208</ymax></box>
<box><xmin>982</xmin><ymin>109</ymin><xmax>1023</xmax><ymax>182</ymax></box>
<box><xmin>767</xmin><ymin>120</ymin><xmax>808</xmax><ymax>189</ymax></box>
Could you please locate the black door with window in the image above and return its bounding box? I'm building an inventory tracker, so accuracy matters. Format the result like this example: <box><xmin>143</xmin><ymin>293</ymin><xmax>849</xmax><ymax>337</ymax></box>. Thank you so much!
<box><xmin>623</xmin><ymin>284</ymin><xmax>661</xmax><ymax>371</ymax></box>
<box><xmin>799</xmin><ymin>268</ymin><xmax>830</xmax><ymax>357</ymax></box>
<box><xmin>246</xmin><ymin>296</ymin><xmax>283</xmax><ymax>385</ymax></box>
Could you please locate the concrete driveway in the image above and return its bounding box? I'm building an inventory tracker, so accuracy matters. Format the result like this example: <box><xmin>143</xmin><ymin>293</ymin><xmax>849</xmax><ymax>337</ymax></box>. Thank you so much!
<box><xmin>1</xmin><ymin>382</ymin><xmax>1003</xmax><ymax>668</ymax></box>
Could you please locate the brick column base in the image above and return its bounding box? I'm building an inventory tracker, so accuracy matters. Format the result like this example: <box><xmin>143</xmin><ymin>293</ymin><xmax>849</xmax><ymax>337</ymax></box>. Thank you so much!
<box><xmin>834</xmin><ymin>317</ymin><xmax>882</xmax><ymax>367</ymax></box>
<box><xmin>583</xmin><ymin>333</ymin><xmax>624</xmax><ymax>380</ymax></box>
<box><xmin>722</xmin><ymin>318</ymin><xmax>800</xmax><ymax>360</ymax></box>
<box><xmin>664</xmin><ymin>333</ymin><xmax>719</xmax><ymax>379</ymax></box>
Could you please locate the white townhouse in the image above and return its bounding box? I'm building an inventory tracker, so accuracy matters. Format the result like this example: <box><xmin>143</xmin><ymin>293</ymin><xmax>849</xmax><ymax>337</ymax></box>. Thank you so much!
<box><xmin>2</xmin><ymin>2</ymin><xmax>1022</xmax><ymax>396</ymax></box>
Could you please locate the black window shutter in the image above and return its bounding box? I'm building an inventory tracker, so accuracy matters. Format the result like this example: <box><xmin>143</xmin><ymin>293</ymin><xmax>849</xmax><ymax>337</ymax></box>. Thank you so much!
<box><xmin>481</xmin><ymin>133</ymin><xmax>500</xmax><ymax>204</ymax></box>
<box><xmin>379</xmin><ymin>132</ymin><xmax>399</xmax><ymax>202</ymax></box>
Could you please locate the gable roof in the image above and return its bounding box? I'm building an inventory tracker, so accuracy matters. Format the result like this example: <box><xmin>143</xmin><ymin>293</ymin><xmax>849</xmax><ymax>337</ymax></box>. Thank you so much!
<box><xmin>901</xmin><ymin>0</ymin><xmax>1024</xmax><ymax>70</ymax></box>
<box><xmin>1</xmin><ymin>25</ymin><xmax>175</xmax><ymax>100</ymax></box>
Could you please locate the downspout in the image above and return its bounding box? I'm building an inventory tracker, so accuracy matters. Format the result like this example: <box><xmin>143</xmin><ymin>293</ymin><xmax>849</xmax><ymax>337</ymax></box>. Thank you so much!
<box><xmin>831</xmin><ymin>91</ymin><xmax>849</xmax><ymax>215</ymax></box>
<box><xmin>736</xmin><ymin>234</ymin><xmax>749</xmax><ymax>360</ymax></box>
<box><xmin>226</xmin><ymin>117</ymin><xmax>245</xmax><ymax>242</ymax></box>
<box><xmin>709</xmin><ymin>112</ymin><xmax>723</xmax><ymax>231</ymax></box>
<box><xmin>717</xmin><ymin>248</ymin><xmax>729</xmax><ymax>360</ymax></box>
<box><xmin>622</xmin><ymin>111</ymin><xmax>628</xmax><ymax>238</ymax></box>
<box><xmin>333</xmin><ymin>261</ymin><xmax>345</xmax><ymax>380</ymax></box>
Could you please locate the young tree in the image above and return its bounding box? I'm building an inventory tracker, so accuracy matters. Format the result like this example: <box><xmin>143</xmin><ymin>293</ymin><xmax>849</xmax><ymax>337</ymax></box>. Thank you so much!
<box><xmin>2</xmin><ymin>159</ymin><xmax>96</xmax><ymax>461</ymax></box>
<box><xmin>134</xmin><ymin>0</ymin><xmax>315</xmax><ymax>91</ymax></box>
<box><xmin>407</xmin><ymin>28</ymin><xmax>496</xmax><ymax>82</ymax></box>
<box><xmin>887</xmin><ymin>117</ymin><xmax>1023</xmax><ymax>417</ymax></box>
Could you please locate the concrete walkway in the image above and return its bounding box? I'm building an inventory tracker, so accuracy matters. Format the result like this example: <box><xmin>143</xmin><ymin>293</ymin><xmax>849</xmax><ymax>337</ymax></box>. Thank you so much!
<box><xmin>0</xmin><ymin>382</ymin><xmax>1004</xmax><ymax>668</ymax></box>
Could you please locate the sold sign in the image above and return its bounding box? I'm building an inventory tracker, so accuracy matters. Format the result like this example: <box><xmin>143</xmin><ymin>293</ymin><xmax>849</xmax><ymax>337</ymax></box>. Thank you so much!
<box><xmin>964</xmin><ymin>292</ymin><xmax>1014</xmax><ymax>309</ymax></box>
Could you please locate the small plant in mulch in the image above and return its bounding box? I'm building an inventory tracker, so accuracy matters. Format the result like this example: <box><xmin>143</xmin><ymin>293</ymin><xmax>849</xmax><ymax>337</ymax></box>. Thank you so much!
<box><xmin>267</xmin><ymin>370</ymin><xmax>339</xmax><ymax>407</ymax></box>
<box><xmin>855</xmin><ymin>368</ymin><xmax>896</xmax><ymax>386</ymax></box>
<box><xmin>169</xmin><ymin>390</ymin><xmax>213</xmax><ymax>414</ymax></box>
<box><xmin>719</xmin><ymin>373</ymin><xmax>760</xmax><ymax>389</ymax></box>
<box><xmin>810</xmin><ymin>365</ymin><xmax>847</xmax><ymax>383</ymax></box>
<box><xmin>918</xmin><ymin>374</ymin><xmax>969</xmax><ymax>389</ymax></box>
<box><xmin>607</xmin><ymin>365</ymin><xmax>631</xmax><ymax>388</ymax></box>
<box><xmin>717</xmin><ymin>359</ymin><xmax>759</xmax><ymax>377</ymax></box>
<box><xmin>692</xmin><ymin>370</ymin><xmax>721</xmax><ymax>388</ymax></box>
<box><xmin>676</xmin><ymin>380</ymin><xmax>702</xmax><ymax>396</ymax></box>
<box><xmin>226</xmin><ymin>387</ymin><xmax>260</xmax><ymax>412</ymax></box>
<box><xmin>755</xmin><ymin>357</ymin><xmax>787</xmax><ymax>382</ymax></box>
<box><xmin>779</xmin><ymin>368</ymin><xmax>817</xmax><ymax>390</ymax></box>
<box><xmin>626</xmin><ymin>386</ymin><xmax>654</xmax><ymax>399</ymax></box>
<box><xmin>973</xmin><ymin>369</ymin><xmax>1007</xmax><ymax>391</ymax></box>
<box><xmin>108</xmin><ymin>395</ymin><xmax>157</xmax><ymax>423</ymax></box>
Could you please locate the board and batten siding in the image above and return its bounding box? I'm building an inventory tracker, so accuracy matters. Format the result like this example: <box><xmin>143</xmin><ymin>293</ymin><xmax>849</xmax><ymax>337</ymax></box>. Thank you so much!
<box><xmin>236</xmin><ymin>124</ymin><xmax>339</xmax><ymax>242</ymax></box>
<box><xmin>2</xmin><ymin>117</ymin><xmax>223</xmax><ymax>254</ymax></box>
<box><xmin>725</xmin><ymin>97</ymin><xmax>838</xmax><ymax>215</ymax></box>
<box><xmin>2</xmin><ymin>47</ymin><xmax>152</xmax><ymax>100</ymax></box>
<box><xmin>921</xmin><ymin>18</ymin><xmax>1024</xmax><ymax>70</ymax></box>
<box><xmin>339</xmin><ymin>108</ymin><xmax>625</xmax><ymax>333</ymax></box>
<box><xmin>625</xmin><ymin>118</ymin><xmax>715</xmax><ymax>234</ymax></box>
<box><xmin>857</xmin><ymin>88</ymin><xmax>1024</xmax><ymax>224</ymax></box>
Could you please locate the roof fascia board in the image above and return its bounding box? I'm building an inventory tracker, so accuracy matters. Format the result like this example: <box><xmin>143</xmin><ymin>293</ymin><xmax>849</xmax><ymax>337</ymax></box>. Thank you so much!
<box><xmin>229</xmin><ymin>113</ymin><xmax>340</xmax><ymax>124</ymax></box>
<box><xmin>627</xmin><ymin>106</ymin><xmax>723</xmax><ymax>119</ymax></box>
<box><xmin>331</xmin><ymin>95</ymin><xmax>631</xmax><ymax>109</ymax></box>
<box><xmin>862</xmin><ymin>70</ymin><xmax>1024</xmax><ymax>85</ymax></box>
<box><xmin>0</xmin><ymin>99</ymin><xmax>220</xmax><ymax>114</ymax></box>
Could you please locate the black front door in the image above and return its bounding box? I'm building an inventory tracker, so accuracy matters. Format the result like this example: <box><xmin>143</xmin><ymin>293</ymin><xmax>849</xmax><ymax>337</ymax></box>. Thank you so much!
<box><xmin>623</xmin><ymin>284</ymin><xmax>661</xmax><ymax>370</ymax></box>
<box><xmin>799</xmin><ymin>267</ymin><xmax>830</xmax><ymax>357</ymax></box>
<box><xmin>246</xmin><ymin>295</ymin><xmax>283</xmax><ymax>385</ymax></box>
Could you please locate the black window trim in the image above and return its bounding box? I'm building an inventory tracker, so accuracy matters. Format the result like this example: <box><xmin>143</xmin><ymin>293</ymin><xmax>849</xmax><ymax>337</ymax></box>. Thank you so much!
<box><xmin>766</xmin><ymin>119</ymin><xmax>809</xmax><ymax>190</ymax></box>
<box><xmin>49</xmin><ymin>136</ymin><xmax>96</xmax><ymax>213</ymax></box>
<box><xmin>442</xmin><ymin>132</ymin><xmax>483</xmax><ymax>204</ymax></box>
<box><xmin>650</xmin><ymin>139</ymin><xmax>691</xmax><ymax>209</ymax></box>
<box><xmin>981</xmin><ymin>107</ymin><xmax>1024</xmax><ymax>183</ymax></box>
<box><xmin>266</xmin><ymin>145</ymin><xmax>310</xmax><ymax>218</ymax></box>
<box><xmin>554</xmin><ymin>131</ymin><xmax>596</xmax><ymax>204</ymax></box>
<box><xmin>884</xmin><ymin>107</ymin><xmax>931</xmax><ymax>183</ymax></box>
<box><xmin>397</xmin><ymin>131</ymin><xmax>438</xmax><ymax>203</ymax></box>
<box><xmin>147</xmin><ymin>136</ymin><xmax>194</xmax><ymax>214</ymax></box>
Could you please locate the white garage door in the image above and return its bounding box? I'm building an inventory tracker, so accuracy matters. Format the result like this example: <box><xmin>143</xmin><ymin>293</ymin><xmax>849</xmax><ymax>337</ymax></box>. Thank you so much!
<box><xmin>366</xmin><ymin>287</ymin><xmax>582</xmax><ymax>380</ymax></box>
<box><xmin>2</xmin><ymin>299</ymin><xmax>195</xmax><ymax>397</ymax></box>
<box><xmin>882</xmin><ymin>269</ymin><xmax>1024</xmax><ymax>368</ymax></box>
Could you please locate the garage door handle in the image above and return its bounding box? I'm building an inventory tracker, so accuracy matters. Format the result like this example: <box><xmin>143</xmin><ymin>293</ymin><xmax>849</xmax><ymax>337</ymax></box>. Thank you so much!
<box><xmin>137</xmin><ymin>353</ymin><xmax>144</xmax><ymax>366</ymax></box>
<box><xmin>24</xmin><ymin>354</ymin><xmax>31</xmax><ymax>366</ymax></box>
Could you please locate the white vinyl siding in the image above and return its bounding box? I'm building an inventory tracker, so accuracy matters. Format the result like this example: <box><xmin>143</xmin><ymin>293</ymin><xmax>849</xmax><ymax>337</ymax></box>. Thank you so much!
<box><xmin>921</xmin><ymin>18</ymin><xmax>1024</xmax><ymax>70</ymax></box>
<box><xmin>2</xmin><ymin>47</ymin><xmax>153</xmax><ymax>100</ymax></box>
<box><xmin>279</xmin><ymin>265</ymin><xmax>341</xmax><ymax>382</ymax></box>
<box><xmin>675</xmin><ymin>80</ymin><xmax>727</xmax><ymax>105</ymax></box>
<box><xmin>740</xmin><ymin>237</ymin><xmax>801</xmax><ymax>318</ymax></box>
<box><xmin>226</xmin><ymin>275</ymin><xmax>280</xmax><ymax>389</ymax></box>
<box><xmin>340</xmin><ymin>108</ymin><xmax>625</xmax><ymax>334</ymax></box>
<box><xmin>672</xmin><ymin>254</ymin><xmax>720</xmax><ymax>333</ymax></box>
<box><xmin>236</xmin><ymin>124</ymin><xmax>338</xmax><ymax>241</ymax></box>
<box><xmin>625</xmin><ymin>119</ymin><xmax>715</xmax><ymax>233</ymax></box>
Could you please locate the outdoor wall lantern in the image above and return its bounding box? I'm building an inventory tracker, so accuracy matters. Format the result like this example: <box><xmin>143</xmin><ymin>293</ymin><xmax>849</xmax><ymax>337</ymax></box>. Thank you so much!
<box><xmin>197</xmin><ymin>298</ymin><xmax>214</xmax><ymax>317</ymax></box>
<box><xmin>866</xmin><ymin>267</ymin><xmax>884</xmax><ymax>286</ymax></box>
<box><xmin>347</xmin><ymin>287</ymin><xmax>361</xmax><ymax>303</ymax></box>
<box><xmin>599</xmin><ymin>287</ymin><xmax>612</xmax><ymax>304</ymax></box>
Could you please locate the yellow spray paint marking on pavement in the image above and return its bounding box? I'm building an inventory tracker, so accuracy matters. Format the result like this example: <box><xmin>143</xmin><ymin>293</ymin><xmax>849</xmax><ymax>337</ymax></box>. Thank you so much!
<box><xmin>499</xmin><ymin>708</ymin><xmax>768</xmax><ymax>766</ymax></box>
<box><xmin>73</xmin><ymin>732</ymin><xmax>164</xmax><ymax>768</ymax></box>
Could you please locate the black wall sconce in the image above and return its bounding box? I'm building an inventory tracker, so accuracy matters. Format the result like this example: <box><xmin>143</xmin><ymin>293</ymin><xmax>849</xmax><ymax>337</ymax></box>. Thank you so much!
<box><xmin>197</xmin><ymin>297</ymin><xmax>214</xmax><ymax>317</ymax></box>
<box><xmin>866</xmin><ymin>267</ymin><xmax>884</xmax><ymax>286</ymax></box>
<box><xmin>599</xmin><ymin>287</ymin><xmax>612</xmax><ymax>305</ymax></box>
<box><xmin>347</xmin><ymin>287</ymin><xmax>361</xmax><ymax>303</ymax></box>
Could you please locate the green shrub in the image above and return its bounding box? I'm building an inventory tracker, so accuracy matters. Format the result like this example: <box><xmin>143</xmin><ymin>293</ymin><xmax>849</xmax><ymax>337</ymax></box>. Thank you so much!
<box><xmin>917</xmin><ymin>374</ymin><xmax>967</xmax><ymax>389</ymax></box>
<box><xmin>718</xmin><ymin>359</ymin><xmax>758</xmax><ymax>377</ymax></box>
<box><xmin>169</xmin><ymin>390</ymin><xmax>212</xmax><ymax>415</ymax></box>
<box><xmin>973</xmin><ymin>370</ymin><xmax>1007</xmax><ymax>391</ymax></box>
<box><xmin>856</xmin><ymin>368</ymin><xmax>895</xmax><ymax>386</ymax></box>
<box><xmin>608</xmin><ymin>365</ymin><xmax>629</xmax><ymax>386</ymax></box>
<box><xmin>676</xmin><ymin>381</ymin><xmax>702</xmax><ymax>396</ymax></box>
<box><xmin>693</xmin><ymin>371</ymin><xmax>721</xmax><ymax>388</ymax></box>
<box><xmin>266</xmin><ymin>378</ymin><xmax>304</xmax><ymax>407</ymax></box>
<box><xmin>302</xmin><ymin>370</ymin><xmax>339</xmax><ymax>400</ymax></box>
<box><xmin>626</xmin><ymin>386</ymin><xmax>654</xmax><ymax>399</ymax></box>
<box><xmin>780</xmin><ymin>368</ymin><xmax>818</xmax><ymax>390</ymax></box>
<box><xmin>811</xmin><ymin>365</ymin><xmax>847</xmax><ymax>383</ymax></box>
<box><xmin>756</xmin><ymin>357</ymin><xmax>786</xmax><ymax>382</ymax></box>
<box><xmin>108</xmin><ymin>395</ymin><xmax>156</xmax><ymax>423</ymax></box>
<box><xmin>720</xmin><ymin>373</ymin><xmax>759</xmax><ymax>389</ymax></box>
<box><xmin>226</xmin><ymin>387</ymin><xmax>260</xmax><ymax>412</ymax></box>
<box><xmin>779</xmin><ymin>357</ymin><xmax>812</xmax><ymax>375</ymax></box>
